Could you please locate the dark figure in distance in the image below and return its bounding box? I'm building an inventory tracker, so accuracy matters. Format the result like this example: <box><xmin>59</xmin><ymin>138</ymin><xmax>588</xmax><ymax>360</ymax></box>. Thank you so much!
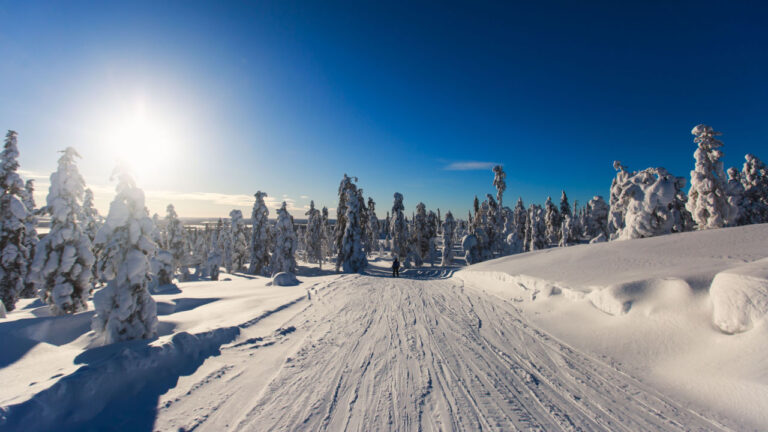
<box><xmin>392</xmin><ymin>257</ymin><xmax>400</xmax><ymax>277</ymax></box>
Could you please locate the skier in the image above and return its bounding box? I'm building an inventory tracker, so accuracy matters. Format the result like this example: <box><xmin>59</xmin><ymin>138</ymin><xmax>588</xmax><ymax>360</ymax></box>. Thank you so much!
<box><xmin>392</xmin><ymin>257</ymin><xmax>400</xmax><ymax>278</ymax></box>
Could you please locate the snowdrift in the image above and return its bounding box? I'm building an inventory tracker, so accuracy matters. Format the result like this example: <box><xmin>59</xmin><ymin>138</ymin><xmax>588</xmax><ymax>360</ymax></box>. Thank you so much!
<box><xmin>460</xmin><ymin>224</ymin><xmax>768</xmax><ymax>323</ymax></box>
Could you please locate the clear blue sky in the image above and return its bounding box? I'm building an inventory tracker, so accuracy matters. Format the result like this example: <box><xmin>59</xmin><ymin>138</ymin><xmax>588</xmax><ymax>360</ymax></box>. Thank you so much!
<box><xmin>1</xmin><ymin>1</ymin><xmax>766</xmax><ymax>218</ymax></box>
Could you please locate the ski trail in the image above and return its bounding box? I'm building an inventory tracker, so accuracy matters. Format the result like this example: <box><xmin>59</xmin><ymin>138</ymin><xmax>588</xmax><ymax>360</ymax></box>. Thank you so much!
<box><xmin>213</xmin><ymin>271</ymin><xmax>730</xmax><ymax>432</ymax></box>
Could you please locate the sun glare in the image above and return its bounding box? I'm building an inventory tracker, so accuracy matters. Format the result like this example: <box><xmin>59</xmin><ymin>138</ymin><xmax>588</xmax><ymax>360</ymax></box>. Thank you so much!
<box><xmin>104</xmin><ymin>99</ymin><xmax>180</xmax><ymax>185</ymax></box>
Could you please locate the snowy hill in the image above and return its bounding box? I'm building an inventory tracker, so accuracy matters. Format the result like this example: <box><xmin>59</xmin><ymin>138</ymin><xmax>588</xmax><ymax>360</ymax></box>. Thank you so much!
<box><xmin>459</xmin><ymin>223</ymin><xmax>768</xmax><ymax>428</ymax></box>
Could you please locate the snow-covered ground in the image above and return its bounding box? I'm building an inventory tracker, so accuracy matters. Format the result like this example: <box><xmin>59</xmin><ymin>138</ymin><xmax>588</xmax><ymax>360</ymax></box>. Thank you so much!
<box><xmin>2</xmin><ymin>226</ymin><xmax>768</xmax><ymax>431</ymax></box>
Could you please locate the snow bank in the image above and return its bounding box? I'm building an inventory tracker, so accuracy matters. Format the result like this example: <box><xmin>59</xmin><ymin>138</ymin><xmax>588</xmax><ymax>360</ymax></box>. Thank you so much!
<box><xmin>270</xmin><ymin>272</ymin><xmax>299</xmax><ymax>286</ymax></box>
<box><xmin>711</xmin><ymin>258</ymin><xmax>768</xmax><ymax>334</ymax></box>
<box><xmin>0</xmin><ymin>327</ymin><xmax>239</xmax><ymax>432</ymax></box>
<box><xmin>461</xmin><ymin>224</ymin><xmax>768</xmax><ymax>315</ymax></box>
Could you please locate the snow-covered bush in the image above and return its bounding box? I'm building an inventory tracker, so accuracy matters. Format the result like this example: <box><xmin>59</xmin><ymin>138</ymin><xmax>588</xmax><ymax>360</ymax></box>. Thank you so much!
<box><xmin>92</xmin><ymin>166</ymin><xmax>158</xmax><ymax>344</ymax></box>
<box><xmin>149</xmin><ymin>250</ymin><xmax>174</xmax><ymax>291</ymax></box>
<box><xmin>31</xmin><ymin>148</ymin><xmax>95</xmax><ymax>315</ymax></box>
<box><xmin>0</xmin><ymin>130</ymin><xmax>30</xmax><ymax>312</ymax></box>
<box><xmin>462</xmin><ymin>234</ymin><xmax>480</xmax><ymax>264</ymax></box>
<box><xmin>687</xmin><ymin>124</ymin><xmax>735</xmax><ymax>229</ymax></box>
<box><xmin>249</xmin><ymin>191</ymin><xmax>271</xmax><ymax>275</ymax></box>
<box><xmin>271</xmin><ymin>202</ymin><xmax>298</xmax><ymax>276</ymax></box>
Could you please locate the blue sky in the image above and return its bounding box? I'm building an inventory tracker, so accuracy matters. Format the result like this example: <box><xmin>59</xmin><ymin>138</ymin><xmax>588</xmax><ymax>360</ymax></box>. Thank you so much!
<box><xmin>0</xmin><ymin>1</ymin><xmax>766</xmax><ymax>218</ymax></box>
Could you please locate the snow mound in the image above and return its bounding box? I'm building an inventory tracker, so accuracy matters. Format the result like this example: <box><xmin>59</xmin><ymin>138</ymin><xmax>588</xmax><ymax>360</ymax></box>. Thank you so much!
<box><xmin>0</xmin><ymin>327</ymin><xmax>239</xmax><ymax>431</ymax></box>
<box><xmin>711</xmin><ymin>258</ymin><xmax>768</xmax><ymax>334</ymax></box>
<box><xmin>271</xmin><ymin>272</ymin><xmax>299</xmax><ymax>286</ymax></box>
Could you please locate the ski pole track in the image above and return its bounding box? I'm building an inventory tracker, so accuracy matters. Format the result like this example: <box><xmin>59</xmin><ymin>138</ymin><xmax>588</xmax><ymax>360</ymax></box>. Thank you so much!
<box><xmin>161</xmin><ymin>269</ymin><xmax>732</xmax><ymax>432</ymax></box>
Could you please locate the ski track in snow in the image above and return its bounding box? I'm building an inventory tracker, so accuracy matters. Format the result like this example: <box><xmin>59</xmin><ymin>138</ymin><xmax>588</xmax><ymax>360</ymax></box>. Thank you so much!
<box><xmin>159</xmin><ymin>269</ymin><xmax>730</xmax><ymax>432</ymax></box>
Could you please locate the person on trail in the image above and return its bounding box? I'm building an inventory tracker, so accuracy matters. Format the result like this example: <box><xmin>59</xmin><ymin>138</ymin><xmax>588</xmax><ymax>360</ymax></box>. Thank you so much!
<box><xmin>392</xmin><ymin>257</ymin><xmax>400</xmax><ymax>278</ymax></box>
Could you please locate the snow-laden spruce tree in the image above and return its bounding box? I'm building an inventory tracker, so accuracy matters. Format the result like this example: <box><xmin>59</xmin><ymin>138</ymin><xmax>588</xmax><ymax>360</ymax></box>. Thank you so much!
<box><xmin>338</xmin><ymin>188</ymin><xmax>367</xmax><ymax>272</ymax></box>
<box><xmin>493</xmin><ymin>165</ymin><xmax>506</xmax><ymax>207</ymax></box>
<box><xmin>485</xmin><ymin>194</ymin><xmax>504</xmax><ymax>256</ymax></box>
<box><xmin>81</xmin><ymin>188</ymin><xmax>101</xmax><ymax>243</ymax></box>
<box><xmin>92</xmin><ymin>166</ymin><xmax>158</xmax><ymax>343</ymax></box>
<box><xmin>512</xmin><ymin>197</ymin><xmax>527</xmax><ymax>242</ymax></box>
<box><xmin>0</xmin><ymin>131</ymin><xmax>30</xmax><ymax>312</ymax></box>
<box><xmin>583</xmin><ymin>196</ymin><xmax>610</xmax><ymax>242</ymax></box>
<box><xmin>321</xmin><ymin>206</ymin><xmax>333</xmax><ymax>261</ymax></box>
<box><xmin>560</xmin><ymin>191</ymin><xmax>572</xmax><ymax>219</ymax></box>
<box><xmin>390</xmin><ymin>192</ymin><xmax>409</xmax><ymax>262</ymax></box>
<box><xmin>229</xmin><ymin>209</ymin><xmax>249</xmax><ymax>273</ymax></box>
<box><xmin>367</xmin><ymin>197</ymin><xmax>380</xmax><ymax>256</ymax></box>
<box><xmin>526</xmin><ymin>204</ymin><xmax>546</xmax><ymax>251</ymax></box>
<box><xmin>164</xmin><ymin>204</ymin><xmax>185</xmax><ymax>274</ymax></box>
<box><xmin>726</xmin><ymin>168</ymin><xmax>746</xmax><ymax>226</ymax></box>
<box><xmin>20</xmin><ymin>179</ymin><xmax>40</xmax><ymax>298</ymax></box>
<box><xmin>271</xmin><ymin>201</ymin><xmax>298</xmax><ymax>275</ymax></box>
<box><xmin>305</xmin><ymin>200</ymin><xmax>324</xmax><ymax>269</ymax></box>
<box><xmin>31</xmin><ymin>148</ymin><xmax>95</xmax><ymax>315</ymax></box>
<box><xmin>544</xmin><ymin>197</ymin><xmax>561</xmax><ymax>246</ymax></box>
<box><xmin>426</xmin><ymin>210</ymin><xmax>438</xmax><ymax>265</ymax></box>
<box><xmin>687</xmin><ymin>124</ymin><xmax>734</xmax><ymax>229</ymax></box>
<box><xmin>558</xmin><ymin>215</ymin><xmax>575</xmax><ymax>247</ymax></box>
<box><xmin>441</xmin><ymin>211</ymin><xmax>456</xmax><ymax>266</ymax></box>
<box><xmin>334</xmin><ymin>174</ymin><xmax>356</xmax><ymax>270</ymax></box>
<box><xmin>609</xmin><ymin>161</ymin><xmax>634</xmax><ymax>239</ymax></box>
<box><xmin>740</xmin><ymin>154</ymin><xmax>768</xmax><ymax>224</ymax></box>
<box><xmin>249</xmin><ymin>191</ymin><xmax>271</xmax><ymax>275</ymax></box>
<box><xmin>413</xmin><ymin>202</ymin><xmax>430</xmax><ymax>266</ymax></box>
<box><xmin>615</xmin><ymin>167</ymin><xmax>691</xmax><ymax>240</ymax></box>
<box><xmin>356</xmin><ymin>188</ymin><xmax>370</xmax><ymax>255</ymax></box>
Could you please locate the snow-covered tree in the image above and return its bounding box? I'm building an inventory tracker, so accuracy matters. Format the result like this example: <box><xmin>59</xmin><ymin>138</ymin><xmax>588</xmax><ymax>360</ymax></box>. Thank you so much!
<box><xmin>544</xmin><ymin>196</ymin><xmax>561</xmax><ymax>246</ymax></box>
<box><xmin>583</xmin><ymin>196</ymin><xmax>610</xmax><ymax>242</ymax></box>
<box><xmin>740</xmin><ymin>154</ymin><xmax>768</xmax><ymax>224</ymax></box>
<box><xmin>164</xmin><ymin>204</ymin><xmax>185</xmax><ymax>274</ymax></box>
<box><xmin>334</xmin><ymin>174</ymin><xmax>356</xmax><ymax>270</ymax></box>
<box><xmin>0</xmin><ymin>131</ymin><xmax>30</xmax><ymax>312</ymax></box>
<box><xmin>426</xmin><ymin>210</ymin><xmax>438</xmax><ymax>265</ymax></box>
<box><xmin>367</xmin><ymin>197</ymin><xmax>380</xmax><ymax>256</ymax></box>
<box><xmin>493</xmin><ymin>165</ymin><xmax>506</xmax><ymax>206</ymax></box>
<box><xmin>20</xmin><ymin>179</ymin><xmax>39</xmax><ymax>298</ymax></box>
<box><xmin>390</xmin><ymin>192</ymin><xmax>409</xmax><ymax>262</ymax></box>
<box><xmin>249</xmin><ymin>191</ymin><xmax>271</xmax><ymax>275</ymax></box>
<box><xmin>412</xmin><ymin>202</ymin><xmax>430</xmax><ymax>266</ymax></box>
<box><xmin>441</xmin><ymin>211</ymin><xmax>456</xmax><ymax>266</ymax></box>
<box><xmin>525</xmin><ymin>204</ymin><xmax>546</xmax><ymax>251</ymax></box>
<box><xmin>338</xmin><ymin>188</ymin><xmax>367</xmax><ymax>273</ymax></box>
<box><xmin>229</xmin><ymin>209</ymin><xmax>249</xmax><ymax>273</ymax></box>
<box><xmin>687</xmin><ymin>124</ymin><xmax>734</xmax><ymax>229</ymax></box>
<box><xmin>609</xmin><ymin>161</ymin><xmax>634</xmax><ymax>239</ymax></box>
<box><xmin>271</xmin><ymin>201</ymin><xmax>298</xmax><ymax>275</ymax></box>
<box><xmin>80</xmin><ymin>188</ymin><xmax>101</xmax><ymax>243</ymax></box>
<box><xmin>560</xmin><ymin>191</ymin><xmax>572</xmax><ymax>219</ymax></box>
<box><xmin>558</xmin><ymin>215</ymin><xmax>576</xmax><ymax>247</ymax></box>
<box><xmin>305</xmin><ymin>200</ymin><xmax>324</xmax><ymax>269</ymax></box>
<box><xmin>31</xmin><ymin>148</ymin><xmax>95</xmax><ymax>315</ymax></box>
<box><xmin>512</xmin><ymin>197</ymin><xmax>527</xmax><ymax>242</ymax></box>
<box><xmin>615</xmin><ymin>167</ymin><xmax>691</xmax><ymax>240</ymax></box>
<box><xmin>356</xmin><ymin>188</ymin><xmax>370</xmax><ymax>255</ymax></box>
<box><xmin>322</xmin><ymin>206</ymin><xmax>333</xmax><ymax>261</ymax></box>
<box><xmin>92</xmin><ymin>166</ymin><xmax>158</xmax><ymax>344</ymax></box>
<box><xmin>726</xmin><ymin>167</ymin><xmax>747</xmax><ymax>226</ymax></box>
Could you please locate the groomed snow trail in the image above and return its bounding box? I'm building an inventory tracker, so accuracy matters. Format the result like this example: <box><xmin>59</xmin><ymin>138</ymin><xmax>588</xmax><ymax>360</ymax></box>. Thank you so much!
<box><xmin>165</xmin><ymin>269</ymin><xmax>729</xmax><ymax>432</ymax></box>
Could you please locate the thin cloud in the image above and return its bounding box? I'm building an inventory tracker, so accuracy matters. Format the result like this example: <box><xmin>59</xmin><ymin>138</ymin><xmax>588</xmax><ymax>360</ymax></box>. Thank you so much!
<box><xmin>444</xmin><ymin>161</ymin><xmax>499</xmax><ymax>171</ymax></box>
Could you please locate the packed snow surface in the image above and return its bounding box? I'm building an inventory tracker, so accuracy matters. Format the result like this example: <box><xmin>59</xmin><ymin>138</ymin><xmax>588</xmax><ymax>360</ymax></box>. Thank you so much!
<box><xmin>2</xmin><ymin>225</ymin><xmax>768</xmax><ymax>431</ymax></box>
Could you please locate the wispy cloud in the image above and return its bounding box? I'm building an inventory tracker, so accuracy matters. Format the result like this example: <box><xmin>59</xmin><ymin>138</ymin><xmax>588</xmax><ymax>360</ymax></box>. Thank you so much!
<box><xmin>444</xmin><ymin>161</ymin><xmax>499</xmax><ymax>171</ymax></box>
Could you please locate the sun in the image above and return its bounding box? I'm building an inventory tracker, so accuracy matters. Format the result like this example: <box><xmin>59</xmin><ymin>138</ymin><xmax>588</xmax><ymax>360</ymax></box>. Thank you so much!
<box><xmin>104</xmin><ymin>99</ymin><xmax>180</xmax><ymax>186</ymax></box>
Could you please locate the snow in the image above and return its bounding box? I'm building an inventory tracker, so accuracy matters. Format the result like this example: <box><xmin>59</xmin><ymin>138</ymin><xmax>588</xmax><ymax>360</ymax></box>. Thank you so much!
<box><xmin>711</xmin><ymin>257</ymin><xmax>768</xmax><ymax>334</ymax></box>
<box><xmin>2</xmin><ymin>226</ymin><xmax>768</xmax><ymax>430</ymax></box>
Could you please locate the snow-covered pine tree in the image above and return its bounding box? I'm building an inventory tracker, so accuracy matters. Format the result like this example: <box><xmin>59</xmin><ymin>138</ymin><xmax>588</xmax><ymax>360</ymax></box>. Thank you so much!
<box><xmin>31</xmin><ymin>148</ymin><xmax>95</xmax><ymax>315</ymax></box>
<box><xmin>413</xmin><ymin>202</ymin><xmax>430</xmax><ymax>266</ymax></box>
<box><xmin>356</xmin><ymin>188</ymin><xmax>370</xmax><ymax>255</ymax></box>
<box><xmin>741</xmin><ymin>154</ymin><xmax>768</xmax><ymax>224</ymax></box>
<box><xmin>334</xmin><ymin>174</ymin><xmax>356</xmax><ymax>270</ymax></box>
<box><xmin>390</xmin><ymin>192</ymin><xmax>409</xmax><ymax>262</ymax></box>
<box><xmin>526</xmin><ymin>204</ymin><xmax>546</xmax><ymax>251</ymax></box>
<box><xmin>322</xmin><ymin>206</ymin><xmax>332</xmax><ymax>262</ymax></box>
<box><xmin>81</xmin><ymin>188</ymin><xmax>100</xmax><ymax>243</ymax></box>
<box><xmin>338</xmin><ymin>188</ymin><xmax>367</xmax><ymax>272</ymax></box>
<box><xmin>367</xmin><ymin>197</ymin><xmax>380</xmax><ymax>256</ymax></box>
<box><xmin>0</xmin><ymin>131</ymin><xmax>30</xmax><ymax>312</ymax></box>
<box><xmin>560</xmin><ymin>191</ymin><xmax>571</xmax><ymax>219</ymax></box>
<box><xmin>609</xmin><ymin>161</ymin><xmax>634</xmax><ymax>239</ymax></box>
<box><xmin>164</xmin><ymin>204</ymin><xmax>185</xmax><ymax>274</ymax></box>
<box><xmin>304</xmin><ymin>200</ymin><xmax>324</xmax><ymax>269</ymax></box>
<box><xmin>687</xmin><ymin>124</ymin><xmax>735</xmax><ymax>229</ymax></box>
<box><xmin>544</xmin><ymin>196</ymin><xmax>561</xmax><ymax>246</ymax></box>
<box><xmin>583</xmin><ymin>196</ymin><xmax>610</xmax><ymax>242</ymax></box>
<box><xmin>271</xmin><ymin>201</ymin><xmax>298</xmax><ymax>275</ymax></box>
<box><xmin>426</xmin><ymin>210</ymin><xmax>438</xmax><ymax>266</ymax></box>
<box><xmin>248</xmin><ymin>191</ymin><xmax>271</xmax><ymax>275</ymax></box>
<box><xmin>92</xmin><ymin>166</ymin><xmax>158</xmax><ymax>343</ymax></box>
<box><xmin>229</xmin><ymin>209</ymin><xmax>249</xmax><ymax>273</ymax></box>
<box><xmin>20</xmin><ymin>179</ymin><xmax>40</xmax><ymax>298</ymax></box>
<box><xmin>726</xmin><ymin>167</ymin><xmax>747</xmax><ymax>226</ymax></box>
<box><xmin>512</xmin><ymin>197</ymin><xmax>527</xmax><ymax>242</ymax></box>
<box><xmin>441</xmin><ymin>211</ymin><xmax>456</xmax><ymax>266</ymax></box>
